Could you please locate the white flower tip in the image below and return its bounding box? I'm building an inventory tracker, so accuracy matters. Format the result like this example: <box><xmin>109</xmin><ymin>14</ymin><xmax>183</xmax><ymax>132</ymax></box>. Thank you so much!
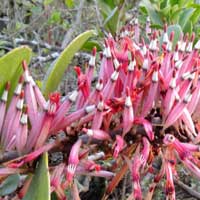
<box><xmin>69</xmin><ymin>90</ymin><xmax>78</xmax><ymax>102</ymax></box>
<box><xmin>134</xmin><ymin>18</ymin><xmax>138</xmax><ymax>25</ymax></box>
<box><xmin>97</xmin><ymin>101</ymin><xmax>104</xmax><ymax>111</ymax></box>
<box><xmin>166</xmin><ymin>42</ymin><xmax>172</xmax><ymax>51</ymax></box>
<box><xmin>16</xmin><ymin>99</ymin><xmax>24</xmax><ymax>110</ymax></box>
<box><xmin>194</xmin><ymin>40</ymin><xmax>200</xmax><ymax>49</ymax></box>
<box><xmin>1</xmin><ymin>90</ymin><xmax>8</xmax><ymax>102</ymax></box>
<box><xmin>152</xmin><ymin>71</ymin><xmax>158</xmax><ymax>82</ymax></box>
<box><xmin>96</xmin><ymin>81</ymin><xmax>103</xmax><ymax>91</ymax></box>
<box><xmin>125</xmin><ymin>96</ymin><xmax>132</xmax><ymax>107</ymax></box>
<box><xmin>111</xmin><ymin>71</ymin><xmax>119</xmax><ymax>81</ymax></box>
<box><xmin>14</xmin><ymin>83</ymin><xmax>22</xmax><ymax>95</ymax></box>
<box><xmin>89</xmin><ymin>56</ymin><xmax>95</xmax><ymax>67</ymax></box>
<box><xmin>85</xmin><ymin>105</ymin><xmax>96</xmax><ymax>113</ymax></box>
<box><xmin>175</xmin><ymin>60</ymin><xmax>183</xmax><ymax>69</ymax></box>
<box><xmin>169</xmin><ymin>78</ymin><xmax>176</xmax><ymax>89</ymax></box>
<box><xmin>88</xmin><ymin>151</ymin><xmax>105</xmax><ymax>160</ymax></box>
<box><xmin>173</xmin><ymin>51</ymin><xmax>179</xmax><ymax>62</ymax></box>
<box><xmin>30</xmin><ymin>77</ymin><xmax>36</xmax><ymax>86</ymax></box>
<box><xmin>128</xmin><ymin>60</ymin><xmax>136</xmax><ymax>71</ymax></box>
<box><xmin>184</xmin><ymin>92</ymin><xmax>192</xmax><ymax>103</ymax></box>
<box><xmin>20</xmin><ymin>113</ymin><xmax>28</xmax><ymax>124</ymax></box>
<box><xmin>181</xmin><ymin>71</ymin><xmax>190</xmax><ymax>80</ymax></box>
<box><xmin>149</xmin><ymin>39</ymin><xmax>157</xmax><ymax>51</ymax></box>
<box><xmin>113</xmin><ymin>58</ymin><xmax>120</xmax><ymax>70</ymax></box>
<box><xmin>86</xmin><ymin>129</ymin><xmax>94</xmax><ymax>137</ymax></box>
<box><xmin>24</xmin><ymin>71</ymin><xmax>31</xmax><ymax>82</ymax></box>
<box><xmin>106</xmin><ymin>47</ymin><xmax>111</xmax><ymax>58</ymax></box>
<box><xmin>163</xmin><ymin>32</ymin><xmax>169</xmax><ymax>44</ymax></box>
<box><xmin>186</xmin><ymin>42</ymin><xmax>193</xmax><ymax>52</ymax></box>
<box><xmin>142</xmin><ymin>59</ymin><xmax>148</xmax><ymax>70</ymax></box>
<box><xmin>180</xmin><ymin>41</ymin><xmax>186</xmax><ymax>52</ymax></box>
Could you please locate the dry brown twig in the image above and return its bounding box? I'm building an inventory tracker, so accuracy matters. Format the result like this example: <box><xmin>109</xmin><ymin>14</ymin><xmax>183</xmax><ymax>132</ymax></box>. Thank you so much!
<box><xmin>174</xmin><ymin>178</ymin><xmax>200</xmax><ymax>199</ymax></box>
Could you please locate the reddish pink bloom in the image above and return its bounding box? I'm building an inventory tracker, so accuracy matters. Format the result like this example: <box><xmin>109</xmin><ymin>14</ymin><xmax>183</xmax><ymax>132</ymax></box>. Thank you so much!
<box><xmin>122</xmin><ymin>87</ymin><xmax>134</xmax><ymax>136</ymax></box>
<box><xmin>113</xmin><ymin>135</ymin><xmax>125</xmax><ymax>158</ymax></box>
<box><xmin>82</xmin><ymin>128</ymin><xmax>110</xmax><ymax>141</ymax></box>
<box><xmin>16</xmin><ymin>106</ymin><xmax>28</xmax><ymax>154</ymax></box>
<box><xmin>0</xmin><ymin>82</ymin><xmax>10</xmax><ymax>133</ymax></box>
<box><xmin>35</xmin><ymin>92</ymin><xmax>60</xmax><ymax>149</ymax></box>
<box><xmin>66</xmin><ymin>139</ymin><xmax>82</xmax><ymax>183</ymax></box>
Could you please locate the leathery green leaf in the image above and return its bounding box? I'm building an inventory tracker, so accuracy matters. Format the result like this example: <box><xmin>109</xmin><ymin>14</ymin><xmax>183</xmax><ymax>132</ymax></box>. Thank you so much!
<box><xmin>42</xmin><ymin>30</ymin><xmax>97</xmax><ymax>97</ymax></box>
<box><xmin>23</xmin><ymin>153</ymin><xmax>50</xmax><ymax>200</ymax></box>
<box><xmin>0</xmin><ymin>174</ymin><xmax>20</xmax><ymax>196</ymax></box>
<box><xmin>0</xmin><ymin>46</ymin><xmax>32</xmax><ymax>103</ymax></box>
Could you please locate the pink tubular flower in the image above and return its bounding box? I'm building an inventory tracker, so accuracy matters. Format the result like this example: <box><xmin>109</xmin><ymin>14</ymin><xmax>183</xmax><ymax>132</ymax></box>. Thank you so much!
<box><xmin>164</xmin><ymin>148</ymin><xmax>176</xmax><ymax>200</ymax></box>
<box><xmin>122</xmin><ymin>87</ymin><xmax>134</xmax><ymax>136</ymax></box>
<box><xmin>30</xmin><ymin>77</ymin><xmax>47</xmax><ymax>110</ymax></box>
<box><xmin>22</xmin><ymin>60</ymin><xmax>38</xmax><ymax>126</ymax></box>
<box><xmin>164</xmin><ymin>88</ymin><xmax>194</xmax><ymax>129</ymax></box>
<box><xmin>74</xmin><ymin>66</ymin><xmax>90</xmax><ymax>109</ymax></box>
<box><xmin>7</xmin><ymin>142</ymin><xmax>55</xmax><ymax>168</ymax></box>
<box><xmin>66</xmin><ymin>139</ymin><xmax>82</xmax><ymax>183</ymax></box>
<box><xmin>51</xmin><ymin>163</ymin><xmax>66</xmax><ymax>200</ymax></box>
<box><xmin>16</xmin><ymin>106</ymin><xmax>28</xmax><ymax>154</ymax></box>
<box><xmin>141</xmin><ymin>64</ymin><xmax>159</xmax><ymax>117</ymax></box>
<box><xmin>134</xmin><ymin>117</ymin><xmax>154</xmax><ymax>141</ymax></box>
<box><xmin>4</xmin><ymin>90</ymin><xmax>24</xmax><ymax>150</ymax></box>
<box><xmin>91</xmin><ymin>94</ymin><xmax>104</xmax><ymax>129</ymax></box>
<box><xmin>113</xmin><ymin>135</ymin><xmax>124</xmax><ymax>158</ymax></box>
<box><xmin>163</xmin><ymin>134</ymin><xmax>200</xmax><ymax>178</ymax></box>
<box><xmin>50</xmin><ymin>90</ymin><xmax>78</xmax><ymax>132</ymax></box>
<box><xmin>82</xmin><ymin>128</ymin><xmax>111</xmax><ymax>141</ymax></box>
<box><xmin>35</xmin><ymin>92</ymin><xmax>60</xmax><ymax>149</ymax></box>
<box><xmin>86</xmin><ymin>46</ymin><xmax>96</xmax><ymax>85</ymax></box>
<box><xmin>0</xmin><ymin>82</ymin><xmax>10</xmax><ymax>133</ymax></box>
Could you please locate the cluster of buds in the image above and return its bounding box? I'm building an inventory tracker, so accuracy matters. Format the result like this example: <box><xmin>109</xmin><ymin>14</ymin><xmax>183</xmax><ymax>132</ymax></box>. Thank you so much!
<box><xmin>0</xmin><ymin>17</ymin><xmax>200</xmax><ymax>200</ymax></box>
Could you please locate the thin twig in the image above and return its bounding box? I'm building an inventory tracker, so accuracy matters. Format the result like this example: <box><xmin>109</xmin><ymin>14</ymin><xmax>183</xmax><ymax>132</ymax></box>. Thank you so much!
<box><xmin>0</xmin><ymin>35</ymin><xmax>62</xmax><ymax>51</ymax></box>
<box><xmin>121</xmin><ymin>172</ymin><xmax>128</xmax><ymax>200</ymax></box>
<box><xmin>174</xmin><ymin>178</ymin><xmax>200</xmax><ymax>199</ymax></box>
<box><xmin>93</xmin><ymin>0</ymin><xmax>108</xmax><ymax>37</ymax></box>
<box><xmin>61</xmin><ymin>0</ymin><xmax>85</xmax><ymax>48</ymax></box>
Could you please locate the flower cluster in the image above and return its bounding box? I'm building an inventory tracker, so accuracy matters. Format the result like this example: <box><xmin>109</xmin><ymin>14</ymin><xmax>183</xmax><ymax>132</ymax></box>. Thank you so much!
<box><xmin>0</xmin><ymin>17</ymin><xmax>200</xmax><ymax>200</ymax></box>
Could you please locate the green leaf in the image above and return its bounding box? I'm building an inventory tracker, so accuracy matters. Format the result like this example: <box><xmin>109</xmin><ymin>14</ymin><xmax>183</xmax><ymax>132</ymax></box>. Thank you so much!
<box><xmin>171</xmin><ymin>5</ymin><xmax>182</xmax><ymax>23</ymax></box>
<box><xmin>81</xmin><ymin>40</ymin><xmax>102</xmax><ymax>52</ymax></box>
<box><xmin>190</xmin><ymin>8</ymin><xmax>200</xmax><ymax>24</ymax></box>
<box><xmin>44</xmin><ymin>0</ymin><xmax>53</xmax><ymax>5</ymax></box>
<box><xmin>183</xmin><ymin>21</ymin><xmax>193</xmax><ymax>34</ymax></box>
<box><xmin>179</xmin><ymin>8</ymin><xmax>195</xmax><ymax>30</ymax></box>
<box><xmin>49</xmin><ymin>11</ymin><xmax>61</xmax><ymax>24</ymax></box>
<box><xmin>167</xmin><ymin>24</ymin><xmax>182</xmax><ymax>48</ymax></box>
<box><xmin>98</xmin><ymin>1</ymin><xmax>112</xmax><ymax>16</ymax></box>
<box><xmin>169</xmin><ymin>0</ymin><xmax>178</xmax><ymax>6</ymax></box>
<box><xmin>101</xmin><ymin>0</ymin><xmax>115</xmax><ymax>8</ymax></box>
<box><xmin>51</xmin><ymin>192</ymin><xmax>58</xmax><ymax>200</ymax></box>
<box><xmin>0</xmin><ymin>174</ymin><xmax>20</xmax><ymax>196</ymax></box>
<box><xmin>0</xmin><ymin>46</ymin><xmax>32</xmax><ymax>103</ymax></box>
<box><xmin>103</xmin><ymin>6</ymin><xmax>118</xmax><ymax>27</ymax></box>
<box><xmin>160</xmin><ymin>24</ymin><xmax>182</xmax><ymax>49</ymax></box>
<box><xmin>160</xmin><ymin>0</ymin><xmax>169</xmax><ymax>9</ymax></box>
<box><xmin>140</xmin><ymin>0</ymin><xmax>163</xmax><ymax>26</ymax></box>
<box><xmin>42</xmin><ymin>30</ymin><xmax>97</xmax><ymax>97</ymax></box>
<box><xmin>140</xmin><ymin>6</ymin><xmax>148</xmax><ymax>15</ymax></box>
<box><xmin>22</xmin><ymin>153</ymin><xmax>50</xmax><ymax>200</ymax></box>
<box><xmin>65</xmin><ymin>0</ymin><xmax>74</xmax><ymax>8</ymax></box>
<box><xmin>103</xmin><ymin>6</ymin><xmax>119</xmax><ymax>35</ymax></box>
